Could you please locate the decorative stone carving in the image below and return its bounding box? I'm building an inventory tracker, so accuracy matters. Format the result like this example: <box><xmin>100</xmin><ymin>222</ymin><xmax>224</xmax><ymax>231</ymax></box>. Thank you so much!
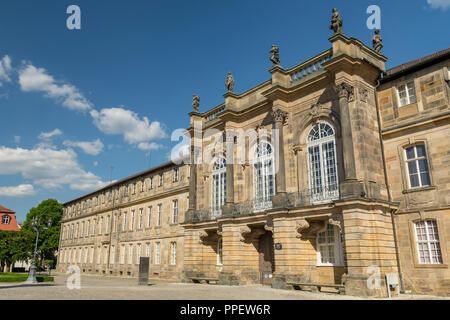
<box><xmin>225</xmin><ymin>72</ymin><xmax>235</xmax><ymax>92</ymax></box>
<box><xmin>335</xmin><ymin>83</ymin><xmax>354</xmax><ymax>102</ymax></box>
<box><xmin>271</xmin><ymin>109</ymin><xmax>288</xmax><ymax>124</ymax></box>
<box><xmin>199</xmin><ymin>230</ymin><xmax>209</xmax><ymax>242</ymax></box>
<box><xmin>372</xmin><ymin>29</ymin><xmax>383</xmax><ymax>53</ymax></box>
<box><xmin>359</xmin><ymin>88</ymin><xmax>368</xmax><ymax>103</ymax></box>
<box><xmin>310</xmin><ymin>103</ymin><xmax>323</xmax><ymax>123</ymax></box>
<box><xmin>296</xmin><ymin>219</ymin><xmax>310</xmax><ymax>237</ymax></box>
<box><xmin>328</xmin><ymin>216</ymin><xmax>343</xmax><ymax>233</ymax></box>
<box><xmin>270</xmin><ymin>45</ymin><xmax>280</xmax><ymax>65</ymax></box>
<box><xmin>239</xmin><ymin>225</ymin><xmax>252</xmax><ymax>242</ymax></box>
<box><xmin>264</xmin><ymin>220</ymin><xmax>274</xmax><ymax>233</ymax></box>
<box><xmin>192</xmin><ymin>94</ymin><xmax>200</xmax><ymax>112</ymax></box>
<box><xmin>329</xmin><ymin>8</ymin><xmax>343</xmax><ymax>34</ymax></box>
<box><xmin>295</xmin><ymin>219</ymin><xmax>326</xmax><ymax>239</ymax></box>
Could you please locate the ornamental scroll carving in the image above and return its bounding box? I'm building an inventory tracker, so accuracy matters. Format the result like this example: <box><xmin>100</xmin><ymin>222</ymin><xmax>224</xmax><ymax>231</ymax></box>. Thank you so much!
<box><xmin>271</xmin><ymin>109</ymin><xmax>288</xmax><ymax>124</ymax></box>
<box><xmin>335</xmin><ymin>83</ymin><xmax>354</xmax><ymax>102</ymax></box>
<box><xmin>295</xmin><ymin>219</ymin><xmax>326</xmax><ymax>239</ymax></box>
<box><xmin>239</xmin><ymin>226</ymin><xmax>252</xmax><ymax>242</ymax></box>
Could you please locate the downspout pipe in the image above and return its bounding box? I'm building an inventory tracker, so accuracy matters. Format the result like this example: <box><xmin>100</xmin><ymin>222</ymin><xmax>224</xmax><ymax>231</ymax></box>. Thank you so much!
<box><xmin>374</xmin><ymin>73</ymin><xmax>404</xmax><ymax>292</ymax></box>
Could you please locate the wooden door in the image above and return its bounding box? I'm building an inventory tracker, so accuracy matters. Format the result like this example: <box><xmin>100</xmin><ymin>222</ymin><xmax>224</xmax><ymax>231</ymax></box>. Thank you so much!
<box><xmin>258</xmin><ymin>232</ymin><xmax>274</xmax><ymax>286</ymax></box>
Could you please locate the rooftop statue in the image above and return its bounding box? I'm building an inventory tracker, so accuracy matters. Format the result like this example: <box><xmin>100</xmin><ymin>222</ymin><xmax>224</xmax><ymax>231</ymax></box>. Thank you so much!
<box><xmin>329</xmin><ymin>8</ymin><xmax>343</xmax><ymax>34</ymax></box>
<box><xmin>372</xmin><ymin>29</ymin><xmax>383</xmax><ymax>53</ymax></box>
<box><xmin>270</xmin><ymin>45</ymin><xmax>280</xmax><ymax>65</ymax></box>
<box><xmin>192</xmin><ymin>94</ymin><xmax>200</xmax><ymax>112</ymax></box>
<box><xmin>225</xmin><ymin>72</ymin><xmax>235</xmax><ymax>92</ymax></box>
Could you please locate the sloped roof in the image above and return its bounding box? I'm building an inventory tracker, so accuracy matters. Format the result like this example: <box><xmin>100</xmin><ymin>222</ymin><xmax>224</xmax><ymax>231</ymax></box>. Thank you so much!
<box><xmin>0</xmin><ymin>205</ymin><xmax>20</xmax><ymax>232</ymax></box>
<box><xmin>0</xmin><ymin>205</ymin><xmax>15</xmax><ymax>214</ymax></box>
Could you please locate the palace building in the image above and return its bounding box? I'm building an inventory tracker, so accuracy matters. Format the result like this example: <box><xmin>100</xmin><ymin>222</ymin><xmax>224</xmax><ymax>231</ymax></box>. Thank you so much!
<box><xmin>57</xmin><ymin>18</ymin><xmax>450</xmax><ymax>297</ymax></box>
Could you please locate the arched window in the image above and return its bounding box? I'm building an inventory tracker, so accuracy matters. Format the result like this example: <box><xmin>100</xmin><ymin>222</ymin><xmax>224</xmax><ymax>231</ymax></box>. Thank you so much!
<box><xmin>1</xmin><ymin>215</ymin><xmax>11</xmax><ymax>224</ymax></box>
<box><xmin>253</xmin><ymin>141</ymin><xmax>275</xmax><ymax>212</ymax></box>
<box><xmin>211</xmin><ymin>158</ymin><xmax>226</xmax><ymax>217</ymax></box>
<box><xmin>307</xmin><ymin>122</ymin><xmax>339</xmax><ymax>203</ymax></box>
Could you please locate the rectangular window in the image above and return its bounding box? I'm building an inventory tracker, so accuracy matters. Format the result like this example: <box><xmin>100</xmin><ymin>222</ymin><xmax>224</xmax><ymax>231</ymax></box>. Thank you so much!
<box><xmin>92</xmin><ymin>220</ymin><xmax>97</xmax><ymax>236</ymax></box>
<box><xmin>110</xmin><ymin>246</ymin><xmax>115</xmax><ymax>264</ymax></box>
<box><xmin>90</xmin><ymin>247</ymin><xmax>94</xmax><ymax>264</ymax></box>
<box><xmin>106</xmin><ymin>216</ymin><xmax>110</xmax><ymax>234</ymax></box>
<box><xmin>78</xmin><ymin>248</ymin><xmax>82</xmax><ymax>264</ymax></box>
<box><xmin>155</xmin><ymin>242</ymin><xmax>161</xmax><ymax>265</ymax></box>
<box><xmin>141</xmin><ymin>180</ymin><xmax>145</xmax><ymax>192</ymax></box>
<box><xmin>397</xmin><ymin>81</ymin><xmax>417</xmax><ymax>107</ymax></box>
<box><xmin>130</xmin><ymin>210</ymin><xmax>135</xmax><ymax>230</ymax></box>
<box><xmin>415</xmin><ymin>220</ymin><xmax>443</xmax><ymax>264</ymax></box>
<box><xmin>123</xmin><ymin>212</ymin><xmax>127</xmax><ymax>231</ymax></box>
<box><xmin>173</xmin><ymin>168</ymin><xmax>179</xmax><ymax>182</ymax></box>
<box><xmin>405</xmin><ymin>144</ymin><xmax>431</xmax><ymax>188</ymax></box>
<box><xmin>84</xmin><ymin>247</ymin><xmax>88</xmax><ymax>264</ymax></box>
<box><xmin>86</xmin><ymin>221</ymin><xmax>90</xmax><ymax>237</ymax></box>
<box><xmin>170</xmin><ymin>242</ymin><xmax>177</xmax><ymax>265</ymax></box>
<box><xmin>104</xmin><ymin>246</ymin><xmax>108</xmax><ymax>264</ymax></box>
<box><xmin>80</xmin><ymin>222</ymin><xmax>84</xmax><ymax>237</ymax></box>
<box><xmin>145</xmin><ymin>243</ymin><xmax>150</xmax><ymax>258</ymax></box>
<box><xmin>138</xmin><ymin>208</ymin><xmax>143</xmax><ymax>229</ymax></box>
<box><xmin>99</xmin><ymin>217</ymin><xmax>103</xmax><ymax>235</ymax></box>
<box><xmin>159</xmin><ymin>173</ymin><xmax>164</xmax><ymax>186</ymax></box>
<box><xmin>317</xmin><ymin>224</ymin><xmax>342</xmax><ymax>266</ymax></box>
<box><xmin>150</xmin><ymin>177</ymin><xmax>154</xmax><ymax>189</ymax></box>
<box><xmin>120</xmin><ymin>245</ymin><xmax>125</xmax><ymax>264</ymax></box>
<box><xmin>128</xmin><ymin>244</ymin><xmax>133</xmax><ymax>264</ymax></box>
<box><xmin>97</xmin><ymin>246</ymin><xmax>101</xmax><ymax>264</ymax></box>
<box><xmin>173</xmin><ymin>200</ymin><xmax>178</xmax><ymax>224</ymax></box>
<box><xmin>148</xmin><ymin>206</ymin><xmax>152</xmax><ymax>227</ymax></box>
<box><xmin>157</xmin><ymin>204</ymin><xmax>162</xmax><ymax>226</ymax></box>
<box><xmin>137</xmin><ymin>244</ymin><xmax>141</xmax><ymax>263</ymax></box>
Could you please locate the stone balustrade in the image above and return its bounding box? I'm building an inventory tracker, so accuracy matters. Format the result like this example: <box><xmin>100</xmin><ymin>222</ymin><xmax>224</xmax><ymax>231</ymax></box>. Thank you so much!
<box><xmin>287</xmin><ymin>49</ymin><xmax>333</xmax><ymax>84</ymax></box>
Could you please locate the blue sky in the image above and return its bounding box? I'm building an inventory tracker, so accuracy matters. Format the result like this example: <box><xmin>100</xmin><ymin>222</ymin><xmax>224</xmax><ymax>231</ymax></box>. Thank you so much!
<box><xmin>0</xmin><ymin>0</ymin><xmax>449</xmax><ymax>222</ymax></box>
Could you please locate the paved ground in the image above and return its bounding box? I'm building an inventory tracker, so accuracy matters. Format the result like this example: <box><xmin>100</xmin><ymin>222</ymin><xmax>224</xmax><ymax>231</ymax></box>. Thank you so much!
<box><xmin>0</xmin><ymin>273</ymin><xmax>447</xmax><ymax>300</ymax></box>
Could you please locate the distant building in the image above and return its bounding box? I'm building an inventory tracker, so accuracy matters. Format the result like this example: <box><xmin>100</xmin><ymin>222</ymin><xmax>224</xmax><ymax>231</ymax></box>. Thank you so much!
<box><xmin>0</xmin><ymin>205</ymin><xmax>20</xmax><ymax>232</ymax></box>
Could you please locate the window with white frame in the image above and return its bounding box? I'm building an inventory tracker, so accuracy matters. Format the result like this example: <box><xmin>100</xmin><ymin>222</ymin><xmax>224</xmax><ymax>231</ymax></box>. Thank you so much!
<box><xmin>2</xmin><ymin>215</ymin><xmax>11</xmax><ymax>224</ymax></box>
<box><xmin>104</xmin><ymin>246</ymin><xmax>108</xmax><ymax>264</ymax></box>
<box><xmin>71</xmin><ymin>225</ymin><xmax>74</xmax><ymax>239</ymax></box>
<box><xmin>145</xmin><ymin>243</ymin><xmax>150</xmax><ymax>258</ymax></box>
<box><xmin>80</xmin><ymin>221</ymin><xmax>84</xmax><ymax>237</ymax></box>
<box><xmin>92</xmin><ymin>219</ymin><xmax>97</xmax><ymax>236</ymax></box>
<box><xmin>110</xmin><ymin>246</ymin><xmax>115</xmax><ymax>264</ymax></box>
<box><xmin>90</xmin><ymin>247</ymin><xmax>94</xmax><ymax>264</ymax></box>
<box><xmin>120</xmin><ymin>245</ymin><xmax>125</xmax><ymax>264</ymax></box>
<box><xmin>78</xmin><ymin>248</ymin><xmax>82</xmax><ymax>264</ymax></box>
<box><xmin>170</xmin><ymin>242</ymin><xmax>177</xmax><ymax>265</ymax></box>
<box><xmin>173</xmin><ymin>168</ymin><xmax>179</xmax><ymax>182</ymax></box>
<box><xmin>217</xmin><ymin>238</ymin><xmax>223</xmax><ymax>265</ymax></box>
<box><xmin>148</xmin><ymin>206</ymin><xmax>152</xmax><ymax>227</ymax></box>
<box><xmin>173</xmin><ymin>200</ymin><xmax>179</xmax><ymax>224</ymax></box>
<box><xmin>414</xmin><ymin>220</ymin><xmax>442</xmax><ymax>264</ymax></box>
<box><xmin>97</xmin><ymin>246</ymin><xmax>101</xmax><ymax>264</ymax></box>
<box><xmin>106</xmin><ymin>215</ymin><xmax>110</xmax><ymax>234</ymax></box>
<box><xmin>150</xmin><ymin>177</ymin><xmax>154</xmax><ymax>189</ymax></box>
<box><xmin>99</xmin><ymin>217</ymin><xmax>103</xmax><ymax>235</ymax></box>
<box><xmin>397</xmin><ymin>81</ymin><xmax>417</xmax><ymax>107</ymax></box>
<box><xmin>159</xmin><ymin>173</ymin><xmax>164</xmax><ymax>186</ymax></box>
<box><xmin>253</xmin><ymin>142</ymin><xmax>275</xmax><ymax>212</ymax></box>
<box><xmin>128</xmin><ymin>244</ymin><xmax>133</xmax><ymax>264</ymax></box>
<box><xmin>86</xmin><ymin>221</ymin><xmax>90</xmax><ymax>237</ymax></box>
<box><xmin>123</xmin><ymin>212</ymin><xmax>127</xmax><ymax>231</ymax></box>
<box><xmin>137</xmin><ymin>243</ymin><xmax>141</xmax><ymax>263</ymax></box>
<box><xmin>84</xmin><ymin>247</ymin><xmax>88</xmax><ymax>264</ymax></box>
<box><xmin>211</xmin><ymin>158</ymin><xmax>226</xmax><ymax>217</ymax></box>
<box><xmin>155</xmin><ymin>242</ymin><xmax>161</xmax><ymax>264</ymax></box>
<box><xmin>132</xmin><ymin>183</ymin><xmax>136</xmax><ymax>195</ymax></box>
<box><xmin>307</xmin><ymin>122</ymin><xmax>339</xmax><ymax>204</ymax></box>
<box><xmin>157</xmin><ymin>204</ymin><xmax>162</xmax><ymax>226</ymax></box>
<box><xmin>316</xmin><ymin>224</ymin><xmax>343</xmax><ymax>266</ymax></box>
<box><xmin>138</xmin><ymin>208</ymin><xmax>143</xmax><ymax>229</ymax></box>
<box><xmin>130</xmin><ymin>210</ymin><xmax>135</xmax><ymax>230</ymax></box>
<box><xmin>75</xmin><ymin>223</ymin><xmax>79</xmax><ymax>238</ymax></box>
<box><xmin>405</xmin><ymin>144</ymin><xmax>431</xmax><ymax>189</ymax></box>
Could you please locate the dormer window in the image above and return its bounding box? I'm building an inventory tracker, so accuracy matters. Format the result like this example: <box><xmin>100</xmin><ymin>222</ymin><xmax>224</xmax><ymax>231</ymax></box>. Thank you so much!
<box><xmin>397</xmin><ymin>81</ymin><xmax>417</xmax><ymax>107</ymax></box>
<box><xmin>1</xmin><ymin>215</ymin><xmax>11</xmax><ymax>224</ymax></box>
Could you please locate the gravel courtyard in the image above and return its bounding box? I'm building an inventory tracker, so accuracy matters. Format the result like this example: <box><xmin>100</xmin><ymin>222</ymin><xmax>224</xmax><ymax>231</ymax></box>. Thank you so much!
<box><xmin>0</xmin><ymin>273</ymin><xmax>446</xmax><ymax>300</ymax></box>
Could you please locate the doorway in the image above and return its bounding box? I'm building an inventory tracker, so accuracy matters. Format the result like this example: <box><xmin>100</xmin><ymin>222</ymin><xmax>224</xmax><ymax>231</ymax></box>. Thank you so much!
<box><xmin>258</xmin><ymin>231</ymin><xmax>274</xmax><ymax>286</ymax></box>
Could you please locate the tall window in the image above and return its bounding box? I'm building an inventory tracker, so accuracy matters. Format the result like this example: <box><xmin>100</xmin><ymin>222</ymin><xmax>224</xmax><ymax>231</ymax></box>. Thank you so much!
<box><xmin>90</xmin><ymin>247</ymin><xmax>94</xmax><ymax>264</ymax></box>
<box><xmin>253</xmin><ymin>142</ymin><xmax>275</xmax><ymax>212</ymax></box>
<box><xmin>397</xmin><ymin>81</ymin><xmax>417</xmax><ymax>107</ymax></box>
<box><xmin>212</xmin><ymin>158</ymin><xmax>226</xmax><ymax>217</ymax></box>
<box><xmin>123</xmin><ymin>212</ymin><xmax>127</xmax><ymax>231</ymax></box>
<box><xmin>137</xmin><ymin>244</ymin><xmax>141</xmax><ymax>263</ymax></box>
<box><xmin>173</xmin><ymin>168</ymin><xmax>179</xmax><ymax>182</ymax></box>
<box><xmin>84</xmin><ymin>247</ymin><xmax>88</xmax><ymax>264</ymax></box>
<box><xmin>130</xmin><ymin>210</ymin><xmax>135</xmax><ymax>230</ymax></box>
<box><xmin>120</xmin><ymin>245</ymin><xmax>125</xmax><ymax>264</ymax></box>
<box><xmin>97</xmin><ymin>246</ymin><xmax>101</xmax><ymax>264</ymax></box>
<box><xmin>78</xmin><ymin>248</ymin><xmax>82</xmax><ymax>264</ymax></box>
<box><xmin>103</xmin><ymin>246</ymin><xmax>108</xmax><ymax>264</ymax></box>
<box><xmin>157</xmin><ymin>204</ymin><xmax>162</xmax><ymax>226</ymax></box>
<box><xmin>173</xmin><ymin>200</ymin><xmax>179</xmax><ymax>224</ymax></box>
<box><xmin>150</xmin><ymin>177</ymin><xmax>154</xmax><ymax>189</ymax></box>
<box><xmin>128</xmin><ymin>244</ymin><xmax>133</xmax><ymax>264</ymax></box>
<box><xmin>170</xmin><ymin>242</ymin><xmax>177</xmax><ymax>265</ymax></box>
<box><xmin>92</xmin><ymin>219</ymin><xmax>97</xmax><ymax>236</ymax></box>
<box><xmin>317</xmin><ymin>224</ymin><xmax>343</xmax><ymax>266</ymax></box>
<box><xmin>99</xmin><ymin>217</ymin><xmax>103</xmax><ymax>235</ymax></box>
<box><xmin>86</xmin><ymin>221</ymin><xmax>90</xmax><ymax>237</ymax></box>
<box><xmin>159</xmin><ymin>173</ymin><xmax>164</xmax><ymax>186</ymax></box>
<box><xmin>106</xmin><ymin>216</ymin><xmax>110</xmax><ymax>234</ymax></box>
<box><xmin>110</xmin><ymin>246</ymin><xmax>115</xmax><ymax>264</ymax></box>
<box><xmin>145</xmin><ymin>243</ymin><xmax>150</xmax><ymax>258</ymax></box>
<box><xmin>405</xmin><ymin>144</ymin><xmax>431</xmax><ymax>188</ymax></box>
<box><xmin>155</xmin><ymin>242</ymin><xmax>161</xmax><ymax>265</ymax></box>
<box><xmin>80</xmin><ymin>221</ymin><xmax>84</xmax><ymax>237</ymax></box>
<box><xmin>2</xmin><ymin>215</ymin><xmax>10</xmax><ymax>224</ymax></box>
<box><xmin>414</xmin><ymin>220</ymin><xmax>442</xmax><ymax>264</ymax></box>
<box><xmin>307</xmin><ymin>123</ymin><xmax>339</xmax><ymax>204</ymax></box>
<box><xmin>217</xmin><ymin>238</ymin><xmax>223</xmax><ymax>265</ymax></box>
<box><xmin>138</xmin><ymin>208</ymin><xmax>143</xmax><ymax>229</ymax></box>
<box><xmin>148</xmin><ymin>206</ymin><xmax>152</xmax><ymax>227</ymax></box>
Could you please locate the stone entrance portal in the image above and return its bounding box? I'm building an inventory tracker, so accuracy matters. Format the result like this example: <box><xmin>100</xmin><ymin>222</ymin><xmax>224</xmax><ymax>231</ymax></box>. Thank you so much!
<box><xmin>258</xmin><ymin>231</ymin><xmax>274</xmax><ymax>286</ymax></box>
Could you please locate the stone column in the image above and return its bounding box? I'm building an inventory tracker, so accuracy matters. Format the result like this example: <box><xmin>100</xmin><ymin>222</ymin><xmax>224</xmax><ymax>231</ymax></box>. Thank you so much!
<box><xmin>188</xmin><ymin>145</ymin><xmax>197</xmax><ymax>211</ymax></box>
<box><xmin>222</xmin><ymin>130</ymin><xmax>235</xmax><ymax>215</ymax></box>
<box><xmin>271</xmin><ymin>109</ymin><xmax>288</xmax><ymax>207</ymax></box>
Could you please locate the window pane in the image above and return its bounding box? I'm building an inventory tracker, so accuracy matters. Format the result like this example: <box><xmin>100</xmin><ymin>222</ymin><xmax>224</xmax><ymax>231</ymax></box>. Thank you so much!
<box><xmin>405</xmin><ymin>147</ymin><xmax>415</xmax><ymax>160</ymax></box>
<box><xmin>407</xmin><ymin>161</ymin><xmax>417</xmax><ymax>174</ymax></box>
<box><xmin>409</xmin><ymin>174</ymin><xmax>420</xmax><ymax>188</ymax></box>
<box><xmin>416</xmin><ymin>145</ymin><xmax>426</xmax><ymax>158</ymax></box>
<box><xmin>420</xmin><ymin>172</ymin><xmax>430</xmax><ymax>186</ymax></box>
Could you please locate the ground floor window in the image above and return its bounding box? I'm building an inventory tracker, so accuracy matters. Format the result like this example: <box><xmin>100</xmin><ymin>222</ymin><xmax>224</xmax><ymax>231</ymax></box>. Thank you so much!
<box><xmin>316</xmin><ymin>224</ymin><xmax>343</xmax><ymax>266</ymax></box>
<box><xmin>170</xmin><ymin>242</ymin><xmax>177</xmax><ymax>265</ymax></box>
<box><xmin>414</xmin><ymin>220</ymin><xmax>442</xmax><ymax>264</ymax></box>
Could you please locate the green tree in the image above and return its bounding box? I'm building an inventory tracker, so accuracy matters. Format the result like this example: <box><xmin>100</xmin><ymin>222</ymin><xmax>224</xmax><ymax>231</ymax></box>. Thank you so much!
<box><xmin>20</xmin><ymin>199</ymin><xmax>62</xmax><ymax>270</ymax></box>
<box><xmin>0</xmin><ymin>231</ymin><xmax>21</xmax><ymax>272</ymax></box>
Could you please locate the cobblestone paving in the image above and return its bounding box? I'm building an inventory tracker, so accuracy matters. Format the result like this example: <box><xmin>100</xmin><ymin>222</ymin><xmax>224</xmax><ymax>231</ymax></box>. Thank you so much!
<box><xmin>0</xmin><ymin>273</ymin><xmax>447</xmax><ymax>300</ymax></box>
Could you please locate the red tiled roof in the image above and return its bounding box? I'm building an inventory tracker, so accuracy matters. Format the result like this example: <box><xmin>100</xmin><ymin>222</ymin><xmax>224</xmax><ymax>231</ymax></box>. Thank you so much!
<box><xmin>0</xmin><ymin>205</ymin><xmax>15</xmax><ymax>214</ymax></box>
<box><xmin>386</xmin><ymin>47</ymin><xmax>450</xmax><ymax>76</ymax></box>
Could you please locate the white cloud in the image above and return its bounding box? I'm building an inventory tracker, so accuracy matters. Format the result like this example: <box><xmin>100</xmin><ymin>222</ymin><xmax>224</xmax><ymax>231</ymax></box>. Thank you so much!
<box><xmin>18</xmin><ymin>64</ymin><xmax>92</xmax><ymax>111</ymax></box>
<box><xmin>93</xmin><ymin>161</ymin><xmax>98</xmax><ymax>166</ymax></box>
<box><xmin>63</xmin><ymin>138</ymin><xmax>104</xmax><ymax>156</ymax></box>
<box><xmin>38</xmin><ymin>128</ymin><xmax>62</xmax><ymax>140</ymax></box>
<box><xmin>13</xmin><ymin>136</ymin><xmax>21</xmax><ymax>144</ymax></box>
<box><xmin>427</xmin><ymin>0</ymin><xmax>450</xmax><ymax>9</ymax></box>
<box><xmin>0</xmin><ymin>146</ymin><xmax>107</xmax><ymax>191</ymax></box>
<box><xmin>90</xmin><ymin>108</ymin><xmax>167</xmax><ymax>144</ymax></box>
<box><xmin>137</xmin><ymin>142</ymin><xmax>164</xmax><ymax>151</ymax></box>
<box><xmin>0</xmin><ymin>55</ymin><xmax>12</xmax><ymax>86</ymax></box>
<box><xmin>0</xmin><ymin>184</ymin><xmax>36</xmax><ymax>197</ymax></box>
